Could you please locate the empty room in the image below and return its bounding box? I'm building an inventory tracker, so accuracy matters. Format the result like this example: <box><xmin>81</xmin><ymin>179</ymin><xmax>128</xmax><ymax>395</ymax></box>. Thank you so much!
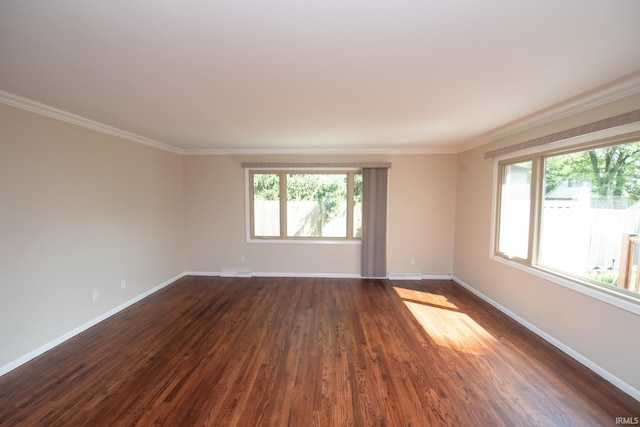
<box><xmin>1</xmin><ymin>1</ymin><xmax>640</xmax><ymax>425</ymax></box>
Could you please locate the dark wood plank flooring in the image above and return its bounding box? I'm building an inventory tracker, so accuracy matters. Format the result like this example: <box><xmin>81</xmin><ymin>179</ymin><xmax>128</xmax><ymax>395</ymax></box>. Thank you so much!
<box><xmin>0</xmin><ymin>276</ymin><xmax>638</xmax><ymax>426</ymax></box>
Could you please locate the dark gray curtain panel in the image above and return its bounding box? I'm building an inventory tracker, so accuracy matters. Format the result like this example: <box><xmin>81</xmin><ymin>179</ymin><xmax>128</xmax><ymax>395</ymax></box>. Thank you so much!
<box><xmin>361</xmin><ymin>167</ymin><xmax>388</xmax><ymax>278</ymax></box>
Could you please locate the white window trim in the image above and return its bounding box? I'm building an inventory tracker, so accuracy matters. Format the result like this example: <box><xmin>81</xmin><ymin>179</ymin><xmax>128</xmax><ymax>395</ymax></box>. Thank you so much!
<box><xmin>244</xmin><ymin>167</ymin><xmax>363</xmax><ymax>244</ymax></box>
<box><xmin>490</xmin><ymin>121</ymin><xmax>640</xmax><ymax>316</ymax></box>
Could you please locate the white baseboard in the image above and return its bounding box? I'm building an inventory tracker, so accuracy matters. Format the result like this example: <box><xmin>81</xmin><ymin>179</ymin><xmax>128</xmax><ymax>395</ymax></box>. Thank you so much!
<box><xmin>251</xmin><ymin>271</ymin><xmax>361</xmax><ymax>279</ymax></box>
<box><xmin>451</xmin><ymin>275</ymin><xmax>640</xmax><ymax>401</ymax></box>
<box><xmin>389</xmin><ymin>273</ymin><xmax>422</xmax><ymax>280</ymax></box>
<box><xmin>388</xmin><ymin>273</ymin><xmax>452</xmax><ymax>281</ymax></box>
<box><xmin>186</xmin><ymin>271</ymin><xmax>362</xmax><ymax>279</ymax></box>
<box><xmin>220</xmin><ymin>270</ymin><xmax>252</xmax><ymax>278</ymax></box>
<box><xmin>422</xmin><ymin>274</ymin><xmax>453</xmax><ymax>280</ymax></box>
<box><xmin>188</xmin><ymin>271</ymin><xmax>454</xmax><ymax>280</ymax></box>
<box><xmin>0</xmin><ymin>272</ymin><xmax>187</xmax><ymax>377</ymax></box>
<box><xmin>184</xmin><ymin>271</ymin><xmax>221</xmax><ymax>277</ymax></box>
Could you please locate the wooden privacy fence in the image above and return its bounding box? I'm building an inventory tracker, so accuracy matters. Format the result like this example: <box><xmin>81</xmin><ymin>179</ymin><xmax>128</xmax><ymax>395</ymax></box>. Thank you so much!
<box><xmin>619</xmin><ymin>233</ymin><xmax>640</xmax><ymax>292</ymax></box>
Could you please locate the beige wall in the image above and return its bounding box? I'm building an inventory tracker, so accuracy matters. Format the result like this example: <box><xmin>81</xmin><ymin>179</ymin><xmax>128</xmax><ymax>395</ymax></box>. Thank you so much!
<box><xmin>453</xmin><ymin>93</ymin><xmax>640</xmax><ymax>393</ymax></box>
<box><xmin>0</xmin><ymin>104</ymin><xmax>185</xmax><ymax>368</ymax></box>
<box><xmin>182</xmin><ymin>153</ymin><xmax>457</xmax><ymax>277</ymax></box>
<box><xmin>0</xmin><ymin>104</ymin><xmax>457</xmax><ymax>371</ymax></box>
<box><xmin>3</xmin><ymin>90</ymin><xmax>638</xmax><ymax>396</ymax></box>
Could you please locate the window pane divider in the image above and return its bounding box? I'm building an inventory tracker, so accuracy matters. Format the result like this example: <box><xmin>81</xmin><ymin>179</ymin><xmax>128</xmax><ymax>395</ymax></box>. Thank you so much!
<box><xmin>529</xmin><ymin>156</ymin><xmax>544</xmax><ymax>266</ymax></box>
<box><xmin>279</xmin><ymin>172</ymin><xmax>286</xmax><ymax>239</ymax></box>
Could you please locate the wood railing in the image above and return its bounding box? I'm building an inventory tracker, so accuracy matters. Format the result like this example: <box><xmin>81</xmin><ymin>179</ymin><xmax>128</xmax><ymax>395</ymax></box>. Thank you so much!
<box><xmin>619</xmin><ymin>233</ymin><xmax>640</xmax><ymax>293</ymax></box>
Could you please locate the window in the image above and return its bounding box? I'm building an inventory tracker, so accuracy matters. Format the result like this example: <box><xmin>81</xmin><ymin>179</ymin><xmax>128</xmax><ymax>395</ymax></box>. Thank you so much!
<box><xmin>495</xmin><ymin>138</ymin><xmax>640</xmax><ymax>299</ymax></box>
<box><xmin>497</xmin><ymin>160</ymin><xmax>533</xmax><ymax>260</ymax></box>
<box><xmin>249</xmin><ymin>170</ymin><xmax>362</xmax><ymax>241</ymax></box>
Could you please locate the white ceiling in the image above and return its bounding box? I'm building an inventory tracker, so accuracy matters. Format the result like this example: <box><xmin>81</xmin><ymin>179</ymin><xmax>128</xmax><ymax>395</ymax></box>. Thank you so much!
<box><xmin>1</xmin><ymin>1</ymin><xmax>640</xmax><ymax>153</ymax></box>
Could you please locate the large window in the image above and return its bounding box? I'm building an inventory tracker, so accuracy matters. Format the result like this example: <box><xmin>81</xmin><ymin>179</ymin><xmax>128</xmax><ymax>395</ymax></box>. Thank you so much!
<box><xmin>249</xmin><ymin>170</ymin><xmax>362</xmax><ymax>241</ymax></box>
<box><xmin>495</xmin><ymin>139</ymin><xmax>640</xmax><ymax>299</ymax></box>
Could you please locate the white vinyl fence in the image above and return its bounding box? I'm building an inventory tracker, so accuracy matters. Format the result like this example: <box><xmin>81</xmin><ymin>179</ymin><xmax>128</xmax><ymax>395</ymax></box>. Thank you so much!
<box><xmin>540</xmin><ymin>200</ymin><xmax>640</xmax><ymax>275</ymax></box>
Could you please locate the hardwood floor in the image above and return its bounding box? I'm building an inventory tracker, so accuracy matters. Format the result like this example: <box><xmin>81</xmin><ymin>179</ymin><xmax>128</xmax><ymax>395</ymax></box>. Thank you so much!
<box><xmin>0</xmin><ymin>276</ymin><xmax>638</xmax><ymax>426</ymax></box>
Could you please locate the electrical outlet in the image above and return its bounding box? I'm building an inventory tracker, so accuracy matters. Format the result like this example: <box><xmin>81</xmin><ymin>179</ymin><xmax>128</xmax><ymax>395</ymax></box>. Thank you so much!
<box><xmin>410</xmin><ymin>258</ymin><xmax>416</xmax><ymax>265</ymax></box>
<box><xmin>92</xmin><ymin>290</ymin><xmax>100</xmax><ymax>301</ymax></box>
<box><xmin>121</xmin><ymin>279</ymin><xmax>126</xmax><ymax>289</ymax></box>
<box><xmin>240</xmin><ymin>255</ymin><xmax>246</xmax><ymax>263</ymax></box>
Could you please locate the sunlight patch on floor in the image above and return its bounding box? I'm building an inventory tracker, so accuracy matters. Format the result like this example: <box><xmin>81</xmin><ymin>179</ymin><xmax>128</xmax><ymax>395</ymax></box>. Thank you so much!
<box><xmin>393</xmin><ymin>287</ymin><xmax>497</xmax><ymax>355</ymax></box>
<box><xmin>393</xmin><ymin>287</ymin><xmax>458</xmax><ymax>309</ymax></box>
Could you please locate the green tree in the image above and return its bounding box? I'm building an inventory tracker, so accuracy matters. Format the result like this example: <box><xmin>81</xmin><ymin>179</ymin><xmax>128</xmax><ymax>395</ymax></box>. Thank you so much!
<box><xmin>354</xmin><ymin>173</ymin><xmax>363</xmax><ymax>204</ymax></box>
<box><xmin>253</xmin><ymin>174</ymin><xmax>280</xmax><ymax>200</ymax></box>
<box><xmin>588</xmin><ymin>144</ymin><xmax>640</xmax><ymax>199</ymax></box>
<box><xmin>545</xmin><ymin>141</ymin><xmax>640</xmax><ymax>203</ymax></box>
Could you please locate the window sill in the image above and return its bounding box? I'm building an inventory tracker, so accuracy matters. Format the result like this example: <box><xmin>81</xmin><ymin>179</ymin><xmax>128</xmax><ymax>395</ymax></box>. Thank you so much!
<box><xmin>490</xmin><ymin>254</ymin><xmax>640</xmax><ymax>316</ymax></box>
<box><xmin>247</xmin><ymin>238</ymin><xmax>361</xmax><ymax>245</ymax></box>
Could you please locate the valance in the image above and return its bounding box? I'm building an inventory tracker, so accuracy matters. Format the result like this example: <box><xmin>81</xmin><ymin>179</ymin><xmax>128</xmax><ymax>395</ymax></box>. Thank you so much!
<box><xmin>484</xmin><ymin>109</ymin><xmax>640</xmax><ymax>159</ymax></box>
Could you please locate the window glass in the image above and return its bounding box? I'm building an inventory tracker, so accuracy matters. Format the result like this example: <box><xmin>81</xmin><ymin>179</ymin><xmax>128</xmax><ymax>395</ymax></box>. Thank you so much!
<box><xmin>540</xmin><ymin>143</ymin><xmax>640</xmax><ymax>287</ymax></box>
<box><xmin>497</xmin><ymin>161</ymin><xmax>532</xmax><ymax>259</ymax></box>
<box><xmin>253</xmin><ymin>173</ymin><xmax>280</xmax><ymax>237</ymax></box>
<box><xmin>353</xmin><ymin>173</ymin><xmax>363</xmax><ymax>238</ymax></box>
<box><xmin>286</xmin><ymin>174</ymin><xmax>347</xmax><ymax>237</ymax></box>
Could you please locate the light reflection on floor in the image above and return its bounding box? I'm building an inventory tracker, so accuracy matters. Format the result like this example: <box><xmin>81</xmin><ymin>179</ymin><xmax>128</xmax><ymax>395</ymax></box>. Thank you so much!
<box><xmin>393</xmin><ymin>286</ymin><xmax>497</xmax><ymax>355</ymax></box>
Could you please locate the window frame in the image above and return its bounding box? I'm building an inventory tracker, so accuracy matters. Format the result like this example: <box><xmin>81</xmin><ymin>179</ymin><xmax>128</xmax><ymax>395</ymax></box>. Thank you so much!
<box><xmin>246</xmin><ymin>168</ymin><xmax>362</xmax><ymax>243</ymax></box>
<box><xmin>494</xmin><ymin>157</ymin><xmax>540</xmax><ymax>264</ymax></box>
<box><xmin>491</xmin><ymin>127</ymin><xmax>640</xmax><ymax>314</ymax></box>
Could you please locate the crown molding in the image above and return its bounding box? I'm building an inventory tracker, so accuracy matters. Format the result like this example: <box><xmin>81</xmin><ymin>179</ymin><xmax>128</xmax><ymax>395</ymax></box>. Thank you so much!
<box><xmin>181</xmin><ymin>146</ymin><xmax>458</xmax><ymax>156</ymax></box>
<box><xmin>0</xmin><ymin>90</ymin><xmax>460</xmax><ymax>156</ymax></box>
<box><xmin>457</xmin><ymin>71</ymin><xmax>640</xmax><ymax>153</ymax></box>
<box><xmin>0</xmin><ymin>90</ymin><xmax>183</xmax><ymax>155</ymax></box>
<box><xmin>10</xmin><ymin>74</ymin><xmax>638</xmax><ymax>158</ymax></box>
